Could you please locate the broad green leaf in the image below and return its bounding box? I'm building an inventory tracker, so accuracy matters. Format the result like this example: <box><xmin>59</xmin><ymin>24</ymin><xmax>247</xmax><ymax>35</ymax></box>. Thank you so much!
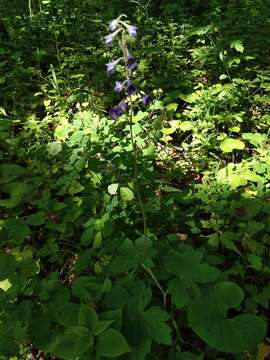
<box><xmin>78</xmin><ymin>305</ymin><xmax>98</xmax><ymax>330</ymax></box>
<box><xmin>6</xmin><ymin>218</ymin><xmax>30</xmax><ymax>244</ymax></box>
<box><xmin>94</xmin><ymin>320</ymin><xmax>114</xmax><ymax>336</ymax></box>
<box><xmin>97</xmin><ymin>329</ymin><xmax>131</xmax><ymax>357</ymax></box>
<box><xmin>142</xmin><ymin>307</ymin><xmax>172</xmax><ymax>345</ymax></box>
<box><xmin>56</xmin><ymin>303</ymin><xmax>80</xmax><ymax>327</ymax></box>
<box><xmin>230</xmin><ymin>40</ymin><xmax>244</xmax><ymax>53</ymax></box>
<box><xmin>167</xmin><ymin>278</ymin><xmax>190</xmax><ymax>309</ymax></box>
<box><xmin>68</xmin><ymin>180</ymin><xmax>84</xmax><ymax>195</ymax></box>
<box><xmin>227</xmin><ymin>174</ymin><xmax>247</xmax><ymax>188</ymax></box>
<box><xmin>0</xmin><ymin>164</ymin><xmax>26</xmax><ymax>183</ymax></box>
<box><xmin>0</xmin><ymin>182</ymin><xmax>32</xmax><ymax>208</ymax></box>
<box><xmin>47</xmin><ymin>141</ymin><xmax>62</xmax><ymax>156</ymax></box>
<box><xmin>0</xmin><ymin>255</ymin><xmax>18</xmax><ymax>281</ymax></box>
<box><xmin>179</xmin><ymin>121</ymin><xmax>193</xmax><ymax>131</ymax></box>
<box><xmin>80</xmin><ymin>227</ymin><xmax>94</xmax><ymax>246</ymax></box>
<box><xmin>108</xmin><ymin>183</ymin><xmax>119</xmax><ymax>195</ymax></box>
<box><xmin>166</xmin><ymin>103</ymin><xmax>178</xmax><ymax>112</ymax></box>
<box><xmin>120</xmin><ymin>187</ymin><xmax>134</xmax><ymax>201</ymax></box>
<box><xmin>247</xmin><ymin>254</ymin><xmax>263</xmax><ymax>271</ymax></box>
<box><xmin>165</xmin><ymin>249</ymin><xmax>220</xmax><ymax>283</ymax></box>
<box><xmin>220</xmin><ymin>138</ymin><xmax>245</xmax><ymax>153</ymax></box>
<box><xmin>242</xmin><ymin>133</ymin><xmax>267</xmax><ymax>147</ymax></box>
<box><xmin>50</xmin><ymin>327</ymin><xmax>92</xmax><ymax>359</ymax></box>
<box><xmin>188</xmin><ymin>282</ymin><xmax>267</xmax><ymax>352</ymax></box>
<box><xmin>26</xmin><ymin>211</ymin><xmax>45</xmax><ymax>226</ymax></box>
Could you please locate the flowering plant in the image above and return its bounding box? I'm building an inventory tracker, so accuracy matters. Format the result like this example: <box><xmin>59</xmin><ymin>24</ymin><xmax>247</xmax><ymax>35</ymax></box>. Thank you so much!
<box><xmin>105</xmin><ymin>14</ymin><xmax>150</xmax><ymax>120</ymax></box>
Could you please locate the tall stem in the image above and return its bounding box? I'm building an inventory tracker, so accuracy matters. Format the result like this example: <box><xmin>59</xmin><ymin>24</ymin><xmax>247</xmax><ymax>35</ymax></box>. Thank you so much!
<box><xmin>29</xmin><ymin>0</ymin><xmax>33</xmax><ymax>19</ymax></box>
<box><xmin>120</xmin><ymin>32</ymin><xmax>148</xmax><ymax>256</ymax></box>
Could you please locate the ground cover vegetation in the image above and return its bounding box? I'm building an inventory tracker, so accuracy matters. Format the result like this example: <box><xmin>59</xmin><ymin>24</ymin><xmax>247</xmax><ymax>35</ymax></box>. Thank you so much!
<box><xmin>0</xmin><ymin>0</ymin><xmax>270</xmax><ymax>359</ymax></box>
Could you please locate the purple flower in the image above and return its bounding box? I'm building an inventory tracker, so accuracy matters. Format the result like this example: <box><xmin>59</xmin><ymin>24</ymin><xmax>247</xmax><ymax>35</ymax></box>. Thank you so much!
<box><xmin>125</xmin><ymin>54</ymin><xmax>138</xmax><ymax>71</ymax></box>
<box><xmin>119</xmin><ymin>101</ymin><xmax>129</xmax><ymax>112</ymax></box>
<box><xmin>126</xmin><ymin>82</ymin><xmax>137</xmax><ymax>95</ymax></box>
<box><xmin>114</xmin><ymin>80</ymin><xmax>125</xmax><ymax>93</ymax></box>
<box><xmin>126</xmin><ymin>24</ymin><xmax>137</xmax><ymax>37</ymax></box>
<box><xmin>105</xmin><ymin>34</ymin><xmax>114</xmax><ymax>46</ymax></box>
<box><xmin>109</xmin><ymin>19</ymin><xmax>119</xmax><ymax>32</ymax></box>
<box><xmin>109</xmin><ymin>106</ymin><xmax>123</xmax><ymax>120</ymax></box>
<box><xmin>106</xmin><ymin>59</ymin><xmax>120</xmax><ymax>75</ymax></box>
<box><xmin>142</xmin><ymin>94</ymin><xmax>151</xmax><ymax>106</ymax></box>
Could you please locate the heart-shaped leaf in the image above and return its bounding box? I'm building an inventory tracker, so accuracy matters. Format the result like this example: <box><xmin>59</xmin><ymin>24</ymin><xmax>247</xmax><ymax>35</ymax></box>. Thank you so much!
<box><xmin>188</xmin><ymin>282</ymin><xmax>267</xmax><ymax>352</ymax></box>
<box><xmin>220</xmin><ymin>138</ymin><xmax>245</xmax><ymax>153</ymax></box>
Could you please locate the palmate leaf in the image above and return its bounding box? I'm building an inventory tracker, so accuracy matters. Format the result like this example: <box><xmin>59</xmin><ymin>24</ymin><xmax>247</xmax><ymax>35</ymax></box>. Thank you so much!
<box><xmin>165</xmin><ymin>249</ymin><xmax>220</xmax><ymax>283</ymax></box>
<box><xmin>96</xmin><ymin>329</ymin><xmax>131</xmax><ymax>358</ymax></box>
<box><xmin>188</xmin><ymin>282</ymin><xmax>267</xmax><ymax>353</ymax></box>
<box><xmin>142</xmin><ymin>307</ymin><xmax>172</xmax><ymax>345</ymax></box>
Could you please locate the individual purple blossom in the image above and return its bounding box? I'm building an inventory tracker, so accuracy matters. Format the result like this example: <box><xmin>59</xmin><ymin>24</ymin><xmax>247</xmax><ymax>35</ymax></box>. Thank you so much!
<box><xmin>109</xmin><ymin>19</ymin><xmax>119</xmax><ymax>31</ymax></box>
<box><xmin>114</xmin><ymin>80</ymin><xmax>125</xmax><ymax>93</ymax></box>
<box><xmin>106</xmin><ymin>59</ymin><xmax>120</xmax><ymax>75</ymax></box>
<box><xmin>125</xmin><ymin>54</ymin><xmax>138</xmax><ymax>71</ymax></box>
<box><xmin>126</xmin><ymin>24</ymin><xmax>138</xmax><ymax>37</ymax></box>
<box><xmin>105</xmin><ymin>34</ymin><xmax>114</xmax><ymax>46</ymax></box>
<box><xmin>119</xmin><ymin>101</ymin><xmax>129</xmax><ymax>112</ymax></box>
<box><xmin>142</xmin><ymin>94</ymin><xmax>151</xmax><ymax>106</ymax></box>
<box><xmin>109</xmin><ymin>106</ymin><xmax>123</xmax><ymax>120</ymax></box>
<box><xmin>126</xmin><ymin>82</ymin><xmax>137</xmax><ymax>95</ymax></box>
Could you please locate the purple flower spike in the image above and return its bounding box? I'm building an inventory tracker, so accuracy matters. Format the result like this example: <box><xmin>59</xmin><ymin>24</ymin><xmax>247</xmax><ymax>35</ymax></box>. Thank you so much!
<box><xmin>105</xmin><ymin>34</ymin><xmax>114</xmax><ymax>46</ymax></box>
<box><xmin>109</xmin><ymin>106</ymin><xmax>123</xmax><ymax>120</ymax></box>
<box><xmin>106</xmin><ymin>59</ymin><xmax>120</xmax><ymax>75</ymax></box>
<box><xmin>142</xmin><ymin>94</ymin><xmax>151</xmax><ymax>106</ymax></box>
<box><xmin>126</xmin><ymin>24</ymin><xmax>138</xmax><ymax>37</ymax></box>
<box><xmin>125</xmin><ymin>54</ymin><xmax>138</xmax><ymax>71</ymax></box>
<box><xmin>114</xmin><ymin>80</ymin><xmax>125</xmax><ymax>93</ymax></box>
<box><xmin>127</xmin><ymin>82</ymin><xmax>137</xmax><ymax>95</ymax></box>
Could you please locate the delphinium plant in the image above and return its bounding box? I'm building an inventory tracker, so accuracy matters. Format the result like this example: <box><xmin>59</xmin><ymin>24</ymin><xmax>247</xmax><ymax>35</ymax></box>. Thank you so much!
<box><xmin>105</xmin><ymin>15</ymin><xmax>151</xmax><ymax>247</ymax></box>
<box><xmin>104</xmin><ymin>15</ymin><xmax>167</xmax><ymax>304</ymax></box>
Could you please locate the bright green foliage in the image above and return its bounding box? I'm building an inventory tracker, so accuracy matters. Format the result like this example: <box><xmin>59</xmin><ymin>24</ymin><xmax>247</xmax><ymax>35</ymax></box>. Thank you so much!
<box><xmin>0</xmin><ymin>0</ymin><xmax>269</xmax><ymax>359</ymax></box>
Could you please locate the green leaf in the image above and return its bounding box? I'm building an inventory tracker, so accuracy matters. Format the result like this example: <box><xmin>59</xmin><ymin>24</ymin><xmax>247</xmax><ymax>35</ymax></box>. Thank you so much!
<box><xmin>188</xmin><ymin>282</ymin><xmax>267</xmax><ymax>352</ymax></box>
<box><xmin>56</xmin><ymin>303</ymin><xmax>80</xmax><ymax>327</ymax></box>
<box><xmin>165</xmin><ymin>249</ymin><xmax>220</xmax><ymax>283</ymax></box>
<box><xmin>108</xmin><ymin>183</ymin><xmax>119</xmax><ymax>195</ymax></box>
<box><xmin>247</xmin><ymin>254</ymin><xmax>263</xmax><ymax>271</ymax></box>
<box><xmin>179</xmin><ymin>121</ymin><xmax>193</xmax><ymax>131</ymax></box>
<box><xmin>47</xmin><ymin>141</ymin><xmax>62</xmax><ymax>156</ymax></box>
<box><xmin>220</xmin><ymin>138</ymin><xmax>245</xmax><ymax>153</ymax></box>
<box><xmin>0</xmin><ymin>182</ymin><xmax>32</xmax><ymax>208</ymax></box>
<box><xmin>26</xmin><ymin>211</ymin><xmax>45</xmax><ymax>226</ymax></box>
<box><xmin>120</xmin><ymin>187</ymin><xmax>134</xmax><ymax>201</ymax></box>
<box><xmin>0</xmin><ymin>255</ymin><xmax>18</xmax><ymax>281</ymax></box>
<box><xmin>142</xmin><ymin>307</ymin><xmax>172</xmax><ymax>345</ymax></box>
<box><xmin>167</xmin><ymin>278</ymin><xmax>191</xmax><ymax>309</ymax></box>
<box><xmin>6</xmin><ymin>218</ymin><xmax>30</xmax><ymax>244</ymax></box>
<box><xmin>97</xmin><ymin>329</ymin><xmax>131</xmax><ymax>357</ymax></box>
<box><xmin>230</xmin><ymin>40</ymin><xmax>244</xmax><ymax>53</ymax></box>
<box><xmin>242</xmin><ymin>132</ymin><xmax>267</xmax><ymax>147</ymax></box>
<box><xmin>94</xmin><ymin>320</ymin><xmax>114</xmax><ymax>336</ymax></box>
<box><xmin>78</xmin><ymin>305</ymin><xmax>98</xmax><ymax>330</ymax></box>
<box><xmin>80</xmin><ymin>227</ymin><xmax>94</xmax><ymax>246</ymax></box>
<box><xmin>0</xmin><ymin>164</ymin><xmax>26</xmax><ymax>182</ymax></box>
<box><xmin>49</xmin><ymin>327</ymin><xmax>92</xmax><ymax>359</ymax></box>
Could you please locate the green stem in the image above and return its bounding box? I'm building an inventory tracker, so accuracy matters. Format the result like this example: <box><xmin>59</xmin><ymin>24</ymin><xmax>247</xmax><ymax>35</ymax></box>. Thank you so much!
<box><xmin>120</xmin><ymin>31</ymin><xmax>148</xmax><ymax>256</ymax></box>
<box><xmin>119</xmin><ymin>30</ymin><xmax>167</xmax><ymax>308</ymax></box>
<box><xmin>29</xmin><ymin>0</ymin><xmax>33</xmax><ymax>19</ymax></box>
